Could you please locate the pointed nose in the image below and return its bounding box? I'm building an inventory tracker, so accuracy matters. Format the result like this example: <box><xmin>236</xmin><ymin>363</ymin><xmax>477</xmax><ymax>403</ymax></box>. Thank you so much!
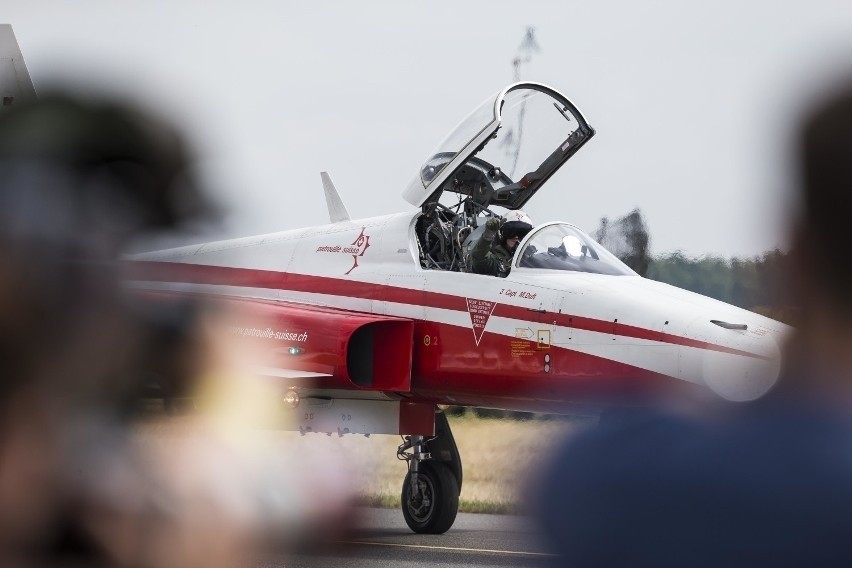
<box><xmin>681</xmin><ymin>316</ymin><xmax>785</xmax><ymax>402</ymax></box>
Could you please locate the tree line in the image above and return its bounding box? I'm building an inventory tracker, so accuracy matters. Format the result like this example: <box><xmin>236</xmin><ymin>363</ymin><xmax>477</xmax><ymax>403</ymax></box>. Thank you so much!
<box><xmin>596</xmin><ymin>209</ymin><xmax>798</xmax><ymax>325</ymax></box>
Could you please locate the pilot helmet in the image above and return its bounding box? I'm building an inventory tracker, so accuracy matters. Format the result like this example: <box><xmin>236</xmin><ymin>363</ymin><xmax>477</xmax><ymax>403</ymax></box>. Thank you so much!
<box><xmin>499</xmin><ymin>210</ymin><xmax>533</xmax><ymax>250</ymax></box>
<box><xmin>503</xmin><ymin>210</ymin><xmax>533</xmax><ymax>225</ymax></box>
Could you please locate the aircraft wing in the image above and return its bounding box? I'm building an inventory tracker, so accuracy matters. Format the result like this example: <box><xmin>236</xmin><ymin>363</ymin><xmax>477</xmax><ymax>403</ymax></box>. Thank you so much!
<box><xmin>0</xmin><ymin>25</ymin><xmax>36</xmax><ymax>108</ymax></box>
<box><xmin>251</xmin><ymin>367</ymin><xmax>333</xmax><ymax>379</ymax></box>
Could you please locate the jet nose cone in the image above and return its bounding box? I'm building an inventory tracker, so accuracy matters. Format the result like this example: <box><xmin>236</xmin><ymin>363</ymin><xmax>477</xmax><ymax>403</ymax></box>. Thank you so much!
<box><xmin>701</xmin><ymin>330</ymin><xmax>782</xmax><ymax>402</ymax></box>
<box><xmin>681</xmin><ymin>317</ymin><xmax>787</xmax><ymax>402</ymax></box>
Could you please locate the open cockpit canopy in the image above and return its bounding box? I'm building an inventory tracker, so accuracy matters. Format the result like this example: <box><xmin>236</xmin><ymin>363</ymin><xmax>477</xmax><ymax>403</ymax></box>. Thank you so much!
<box><xmin>402</xmin><ymin>82</ymin><xmax>594</xmax><ymax>212</ymax></box>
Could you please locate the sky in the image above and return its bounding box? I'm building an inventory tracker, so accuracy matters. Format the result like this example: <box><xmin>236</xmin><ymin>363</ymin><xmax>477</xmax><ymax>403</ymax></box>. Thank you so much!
<box><xmin>5</xmin><ymin>0</ymin><xmax>852</xmax><ymax>257</ymax></box>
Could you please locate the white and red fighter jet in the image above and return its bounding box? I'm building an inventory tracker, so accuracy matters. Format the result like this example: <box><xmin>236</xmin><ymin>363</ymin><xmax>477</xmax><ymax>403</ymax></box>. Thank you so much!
<box><xmin>0</xmin><ymin>25</ymin><xmax>786</xmax><ymax>534</ymax></box>
<box><xmin>126</xmin><ymin>83</ymin><xmax>787</xmax><ymax>533</ymax></box>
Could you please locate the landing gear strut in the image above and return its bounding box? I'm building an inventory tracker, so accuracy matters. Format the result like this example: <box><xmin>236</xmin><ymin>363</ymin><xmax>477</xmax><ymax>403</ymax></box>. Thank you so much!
<box><xmin>397</xmin><ymin>409</ymin><xmax>462</xmax><ymax>534</ymax></box>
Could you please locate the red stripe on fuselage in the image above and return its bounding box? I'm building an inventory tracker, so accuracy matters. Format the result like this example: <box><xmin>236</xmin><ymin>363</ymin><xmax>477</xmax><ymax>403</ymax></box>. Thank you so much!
<box><xmin>124</xmin><ymin>261</ymin><xmax>762</xmax><ymax>359</ymax></box>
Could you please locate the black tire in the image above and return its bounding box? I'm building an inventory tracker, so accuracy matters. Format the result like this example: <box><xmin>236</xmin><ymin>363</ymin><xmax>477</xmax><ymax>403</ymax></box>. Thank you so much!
<box><xmin>401</xmin><ymin>461</ymin><xmax>459</xmax><ymax>534</ymax></box>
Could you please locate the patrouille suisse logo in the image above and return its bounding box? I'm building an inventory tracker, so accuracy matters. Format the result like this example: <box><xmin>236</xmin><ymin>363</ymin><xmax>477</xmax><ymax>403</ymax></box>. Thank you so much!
<box><xmin>315</xmin><ymin>227</ymin><xmax>372</xmax><ymax>275</ymax></box>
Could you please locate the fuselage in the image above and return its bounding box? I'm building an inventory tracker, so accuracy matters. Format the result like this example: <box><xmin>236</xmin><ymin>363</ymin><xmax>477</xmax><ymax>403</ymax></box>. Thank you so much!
<box><xmin>127</xmin><ymin>211</ymin><xmax>789</xmax><ymax>412</ymax></box>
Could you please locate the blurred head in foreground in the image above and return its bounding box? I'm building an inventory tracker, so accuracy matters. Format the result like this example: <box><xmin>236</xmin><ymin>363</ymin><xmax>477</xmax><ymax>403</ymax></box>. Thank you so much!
<box><xmin>784</xmin><ymin>79</ymin><xmax>852</xmax><ymax>395</ymax></box>
<box><xmin>533</xmin><ymin>78</ymin><xmax>852</xmax><ymax>567</ymax></box>
<box><xmin>0</xmin><ymin>93</ymin><xmax>270</xmax><ymax>567</ymax></box>
<box><xmin>0</xmin><ymin>94</ymin><xmax>205</xmax><ymax>405</ymax></box>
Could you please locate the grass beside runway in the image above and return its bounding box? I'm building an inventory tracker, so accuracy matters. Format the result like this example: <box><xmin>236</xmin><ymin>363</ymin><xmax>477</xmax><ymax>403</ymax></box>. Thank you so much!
<box><xmin>135</xmin><ymin>407</ymin><xmax>589</xmax><ymax>515</ymax></box>
<box><xmin>346</xmin><ymin>413</ymin><xmax>588</xmax><ymax>514</ymax></box>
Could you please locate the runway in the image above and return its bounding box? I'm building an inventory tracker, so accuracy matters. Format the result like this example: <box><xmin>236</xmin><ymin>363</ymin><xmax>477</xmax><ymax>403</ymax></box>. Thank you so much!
<box><xmin>268</xmin><ymin>507</ymin><xmax>555</xmax><ymax>567</ymax></box>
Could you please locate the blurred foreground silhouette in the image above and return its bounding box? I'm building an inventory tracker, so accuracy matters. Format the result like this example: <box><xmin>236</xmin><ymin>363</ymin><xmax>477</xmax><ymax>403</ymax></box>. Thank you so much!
<box><xmin>534</xmin><ymin>78</ymin><xmax>852</xmax><ymax>567</ymax></box>
<box><xmin>0</xmin><ymin>94</ymin><xmax>350</xmax><ymax>567</ymax></box>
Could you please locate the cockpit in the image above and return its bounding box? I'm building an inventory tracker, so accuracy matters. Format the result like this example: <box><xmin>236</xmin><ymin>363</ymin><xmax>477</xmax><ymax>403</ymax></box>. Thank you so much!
<box><xmin>518</xmin><ymin>223</ymin><xmax>635</xmax><ymax>276</ymax></box>
<box><xmin>406</xmin><ymin>82</ymin><xmax>628</xmax><ymax>276</ymax></box>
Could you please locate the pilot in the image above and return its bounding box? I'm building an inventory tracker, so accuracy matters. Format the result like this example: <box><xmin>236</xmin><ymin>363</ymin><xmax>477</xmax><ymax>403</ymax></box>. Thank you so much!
<box><xmin>470</xmin><ymin>210</ymin><xmax>533</xmax><ymax>277</ymax></box>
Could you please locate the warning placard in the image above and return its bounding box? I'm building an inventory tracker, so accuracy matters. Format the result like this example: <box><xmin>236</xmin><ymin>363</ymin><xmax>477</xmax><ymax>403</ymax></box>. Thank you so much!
<box><xmin>466</xmin><ymin>298</ymin><xmax>496</xmax><ymax>346</ymax></box>
<box><xmin>511</xmin><ymin>339</ymin><xmax>534</xmax><ymax>358</ymax></box>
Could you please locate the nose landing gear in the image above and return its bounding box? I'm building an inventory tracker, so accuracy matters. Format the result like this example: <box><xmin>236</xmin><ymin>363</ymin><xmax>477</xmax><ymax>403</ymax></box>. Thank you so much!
<box><xmin>397</xmin><ymin>409</ymin><xmax>462</xmax><ymax>534</ymax></box>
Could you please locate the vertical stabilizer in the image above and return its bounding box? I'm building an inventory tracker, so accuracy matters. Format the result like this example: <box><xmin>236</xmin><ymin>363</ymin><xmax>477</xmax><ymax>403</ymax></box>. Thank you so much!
<box><xmin>0</xmin><ymin>25</ymin><xmax>35</xmax><ymax>110</ymax></box>
<box><xmin>321</xmin><ymin>172</ymin><xmax>351</xmax><ymax>223</ymax></box>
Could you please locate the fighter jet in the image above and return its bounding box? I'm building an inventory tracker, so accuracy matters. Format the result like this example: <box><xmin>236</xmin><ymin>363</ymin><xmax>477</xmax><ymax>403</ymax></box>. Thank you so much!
<box><xmin>126</xmin><ymin>82</ymin><xmax>788</xmax><ymax>533</ymax></box>
<box><xmin>1</xmin><ymin>25</ymin><xmax>788</xmax><ymax>534</ymax></box>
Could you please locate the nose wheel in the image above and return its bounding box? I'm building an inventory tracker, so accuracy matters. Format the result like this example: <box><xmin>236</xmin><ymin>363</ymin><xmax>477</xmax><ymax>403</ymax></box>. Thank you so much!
<box><xmin>399</xmin><ymin>444</ymin><xmax>459</xmax><ymax>534</ymax></box>
<box><xmin>397</xmin><ymin>410</ymin><xmax>462</xmax><ymax>534</ymax></box>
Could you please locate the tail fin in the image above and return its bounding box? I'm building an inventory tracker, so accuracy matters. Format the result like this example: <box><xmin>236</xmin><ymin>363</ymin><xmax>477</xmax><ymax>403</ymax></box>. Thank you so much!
<box><xmin>0</xmin><ymin>24</ymin><xmax>36</xmax><ymax>109</ymax></box>
<box><xmin>320</xmin><ymin>171</ymin><xmax>351</xmax><ymax>223</ymax></box>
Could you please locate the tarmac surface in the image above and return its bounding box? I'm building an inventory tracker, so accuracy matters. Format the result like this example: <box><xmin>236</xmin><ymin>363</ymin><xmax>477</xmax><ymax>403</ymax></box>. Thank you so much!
<box><xmin>266</xmin><ymin>507</ymin><xmax>555</xmax><ymax>567</ymax></box>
